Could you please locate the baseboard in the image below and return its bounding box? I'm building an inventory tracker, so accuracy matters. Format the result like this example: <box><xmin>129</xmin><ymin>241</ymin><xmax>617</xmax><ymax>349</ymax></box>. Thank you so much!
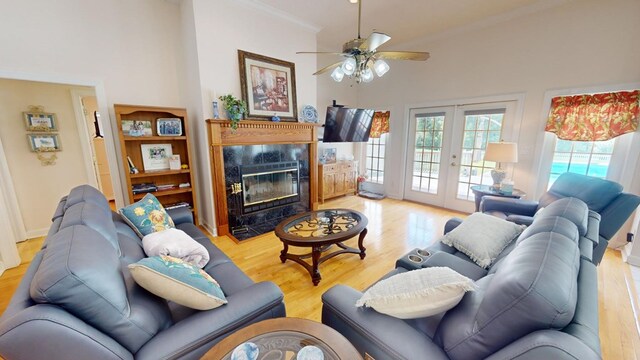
<box><xmin>24</xmin><ymin>227</ymin><xmax>49</xmax><ymax>241</ymax></box>
<box><xmin>200</xmin><ymin>222</ymin><xmax>217</xmax><ymax>237</ymax></box>
<box><xmin>0</xmin><ymin>261</ymin><xmax>6</xmax><ymax>276</ymax></box>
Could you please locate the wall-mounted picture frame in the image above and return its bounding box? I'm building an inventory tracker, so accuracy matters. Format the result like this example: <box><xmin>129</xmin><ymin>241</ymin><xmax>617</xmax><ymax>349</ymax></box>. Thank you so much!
<box><xmin>238</xmin><ymin>50</ymin><xmax>297</xmax><ymax>121</ymax></box>
<box><xmin>157</xmin><ymin>118</ymin><xmax>183</xmax><ymax>136</ymax></box>
<box><xmin>27</xmin><ymin>133</ymin><xmax>61</xmax><ymax>152</ymax></box>
<box><xmin>140</xmin><ymin>143</ymin><xmax>173</xmax><ymax>171</ymax></box>
<box><xmin>122</xmin><ymin>120</ymin><xmax>152</xmax><ymax>137</ymax></box>
<box><xmin>24</xmin><ymin>112</ymin><xmax>57</xmax><ymax>132</ymax></box>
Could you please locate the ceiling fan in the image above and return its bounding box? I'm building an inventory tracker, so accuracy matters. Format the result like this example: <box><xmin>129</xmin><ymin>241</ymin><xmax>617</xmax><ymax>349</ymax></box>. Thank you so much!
<box><xmin>297</xmin><ymin>0</ymin><xmax>430</xmax><ymax>83</ymax></box>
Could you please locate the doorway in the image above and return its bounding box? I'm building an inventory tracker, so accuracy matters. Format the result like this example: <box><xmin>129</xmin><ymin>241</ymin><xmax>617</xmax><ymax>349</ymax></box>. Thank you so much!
<box><xmin>404</xmin><ymin>101</ymin><xmax>517</xmax><ymax>213</ymax></box>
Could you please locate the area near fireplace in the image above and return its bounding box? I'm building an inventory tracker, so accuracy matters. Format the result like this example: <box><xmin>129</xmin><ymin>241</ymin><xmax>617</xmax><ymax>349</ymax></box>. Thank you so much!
<box><xmin>207</xmin><ymin>120</ymin><xmax>319</xmax><ymax>241</ymax></box>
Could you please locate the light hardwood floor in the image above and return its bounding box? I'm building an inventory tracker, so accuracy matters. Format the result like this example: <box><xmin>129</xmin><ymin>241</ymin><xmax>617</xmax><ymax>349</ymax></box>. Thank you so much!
<box><xmin>1</xmin><ymin>195</ymin><xmax>639</xmax><ymax>359</ymax></box>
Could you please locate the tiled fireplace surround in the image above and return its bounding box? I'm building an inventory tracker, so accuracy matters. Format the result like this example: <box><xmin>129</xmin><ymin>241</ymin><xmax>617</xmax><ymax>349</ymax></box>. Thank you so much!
<box><xmin>207</xmin><ymin>120</ymin><xmax>319</xmax><ymax>241</ymax></box>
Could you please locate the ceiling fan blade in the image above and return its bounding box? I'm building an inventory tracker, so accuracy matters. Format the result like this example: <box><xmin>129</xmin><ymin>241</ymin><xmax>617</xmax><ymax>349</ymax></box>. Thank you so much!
<box><xmin>359</xmin><ymin>32</ymin><xmax>391</xmax><ymax>52</ymax></box>
<box><xmin>296</xmin><ymin>51</ymin><xmax>345</xmax><ymax>55</ymax></box>
<box><xmin>375</xmin><ymin>51</ymin><xmax>431</xmax><ymax>61</ymax></box>
<box><xmin>313</xmin><ymin>62</ymin><xmax>343</xmax><ymax>75</ymax></box>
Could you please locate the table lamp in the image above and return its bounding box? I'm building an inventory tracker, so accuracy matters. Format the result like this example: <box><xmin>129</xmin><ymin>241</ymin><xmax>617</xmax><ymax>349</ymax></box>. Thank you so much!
<box><xmin>484</xmin><ymin>142</ymin><xmax>518</xmax><ymax>190</ymax></box>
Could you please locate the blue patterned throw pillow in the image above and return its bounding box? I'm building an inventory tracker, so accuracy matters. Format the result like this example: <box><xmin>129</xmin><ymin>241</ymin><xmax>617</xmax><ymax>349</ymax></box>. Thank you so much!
<box><xmin>119</xmin><ymin>193</ymin><xmax>175</xmax><ymax>238</ymax></box>
<box><xmin>128</xmin><ymin>255</ymin><xmax>227</xmax><ymax>310</ymax></box>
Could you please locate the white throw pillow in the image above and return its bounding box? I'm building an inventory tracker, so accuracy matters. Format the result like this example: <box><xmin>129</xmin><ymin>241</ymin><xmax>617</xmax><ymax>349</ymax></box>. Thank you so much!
<box><xmin>142</xmin><ymin>228</ymin><xmax>210</xmax><ymax>268</ymax></box>
<box><xmin>356</xmin><ymin>267</ymin><xmax>476</xmax><ymax>319</ymax></box>
<box><xmin>442</xmin><ymin>212</ymin><xmax>524</xmax><ymax>268</ymax></box>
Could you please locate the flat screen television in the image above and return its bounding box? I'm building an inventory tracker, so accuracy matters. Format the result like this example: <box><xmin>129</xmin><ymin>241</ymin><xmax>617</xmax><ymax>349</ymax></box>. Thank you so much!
<box><xmin>322</xmin><ymin>106</ymin><xmax>375</xmax><ymax>143</ymax></box>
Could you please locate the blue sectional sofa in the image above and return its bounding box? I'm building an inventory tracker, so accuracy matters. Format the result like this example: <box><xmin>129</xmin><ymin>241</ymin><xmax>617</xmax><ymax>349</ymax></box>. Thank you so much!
<box><xmin>322</xmin><ymin>197</ymin><xmax>601</xmax><ymax>360</ymax></box>
<box><xmin>481</xmin><ymin>172</ymin><xmax>640</xmax><ymax>264</ymax></box>
<box><xmin>0</xmin><ymin>185</ymin><xmax>286</xmax><ymax>360</ymax></box>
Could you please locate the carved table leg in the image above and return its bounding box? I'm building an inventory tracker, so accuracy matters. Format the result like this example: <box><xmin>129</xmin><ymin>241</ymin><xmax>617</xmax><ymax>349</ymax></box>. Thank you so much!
<box><xmin>358</xmin><ymin>228</ymin><xmax>368</xmax><ymax>259</ymax></box>
<box><xmin>280</xmin><ymin>243</ymin><xmax>289</xmax><ymax>263</ymax></box>
<box><xmin>311</xmin><ymin>246</ymin><xmax>322</xmax><ymax>286</ymax></box>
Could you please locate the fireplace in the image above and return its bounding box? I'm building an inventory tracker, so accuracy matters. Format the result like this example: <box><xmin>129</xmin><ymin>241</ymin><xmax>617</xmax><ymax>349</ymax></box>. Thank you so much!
<box><xmin>207</xmin><ymin>119</ymin><xmax>319</xmax><ymax>241</ymax></box>
<box><xmin>241</xmin><ymin>161</ymin><xmax>300</xmax><ymax>214</ymax></box>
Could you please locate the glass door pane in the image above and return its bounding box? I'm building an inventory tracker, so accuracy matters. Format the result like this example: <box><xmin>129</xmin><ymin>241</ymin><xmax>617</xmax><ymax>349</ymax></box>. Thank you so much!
<box><xmin>456</xmin><ymin>109</ymin><xmax>505</xmax><ymax>201</ymax></box>
<box><xmin>411</xmin><ymin>112</ymin><xmax>445</xmax><ymax>194</ymax></box>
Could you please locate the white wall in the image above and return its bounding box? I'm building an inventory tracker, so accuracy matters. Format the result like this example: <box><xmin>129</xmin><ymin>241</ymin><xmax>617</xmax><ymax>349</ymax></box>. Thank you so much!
<box><xmin>0</xmin><ymin>79</ymin><xmax>94</xmax><ymax>236</ymax></box>
<box><xmin>183</xmin><ymin>0</ymin><xmax>319</xmax><ymax>232</ymax></box>
<box><xmin>355</xmin><ymin>0</ymin><xmax>640</xmax><ymax>199</ymax></box>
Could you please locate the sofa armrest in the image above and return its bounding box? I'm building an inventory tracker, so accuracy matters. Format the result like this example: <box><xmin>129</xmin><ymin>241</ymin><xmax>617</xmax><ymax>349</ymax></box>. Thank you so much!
<box><xmin>0</xmin><ymin>304</ymin><xmax>133</xmax><ymax>360</ymax></box>
<box><xmin>484</xmin><ymin>330</ymin><xmax>600</xmax><ymax>360</ymax></box>
<box><xmin>321</xmin><ymin>285</ymin><xmax>449</xmax><ymax>360</ymax></box>
<box><xmin>135</xmin><ymin>281</ymin><xmax>285</xmax><ymax>360</ymax></box>
<box><xmin>598</xmin><ymin>192</ymin><xmax>640</xmax><ymax>240</ymax></box>
<box><xmin>444</xmin><ymin>217</ymin><xmax>464</xmax><ymax>234</ymax></box>
<box><xmin>480</xmin><ymin>196</ymin><xmax>539</xmax><ymax>216</ymax></box>
<box><xmin>166</xmin><ymin>207</ymin><xmax>193</xmax><ymax>226</ymax></box>
<box><xmin>423</xmin><ymin>252</ymin><xmax>487</xmax><ymax>280</ymax></box>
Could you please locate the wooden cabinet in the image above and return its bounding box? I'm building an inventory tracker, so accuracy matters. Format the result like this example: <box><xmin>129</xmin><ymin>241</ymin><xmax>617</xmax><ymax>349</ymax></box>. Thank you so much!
<box><xmin>114</xmin><ymin>104</ymin><xmax>198</xmax><ymax>224</ymax></box>
<box><xmin>318</xmin><ymin>161</ymin><xmax>356</xmax><ymax>203</ymax></box>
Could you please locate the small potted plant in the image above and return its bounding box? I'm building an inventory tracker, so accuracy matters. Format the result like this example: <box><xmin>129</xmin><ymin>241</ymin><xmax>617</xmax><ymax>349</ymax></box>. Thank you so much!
<box><xmin>218</xmin><ymin>94</ymin><xmax>248</xmax><ymax>131</ymax></box>
<box><xmin>357</xmin><ymin>173</ymin><xmax>369</xmax><ymax>193</ymax></box>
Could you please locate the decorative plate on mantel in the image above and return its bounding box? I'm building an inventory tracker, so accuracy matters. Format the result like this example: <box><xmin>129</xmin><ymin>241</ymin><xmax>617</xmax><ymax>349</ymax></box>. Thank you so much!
<box><xmin>300</xmin><ymin>105</ymin><xmax>318</xmax><ymax>123</ymax></box>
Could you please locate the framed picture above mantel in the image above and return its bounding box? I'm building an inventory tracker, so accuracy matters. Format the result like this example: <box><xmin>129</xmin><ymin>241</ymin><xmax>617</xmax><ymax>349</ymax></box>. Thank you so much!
<box><xmin>238</xmin><ymin>50</ymin><xmax>298</xmax><ymax>122</ymax></box>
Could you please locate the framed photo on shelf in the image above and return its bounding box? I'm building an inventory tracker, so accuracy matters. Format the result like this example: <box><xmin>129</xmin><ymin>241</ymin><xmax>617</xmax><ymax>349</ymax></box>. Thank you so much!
<box><xmin>157</xmin><ymin>118</ymin><xmax>183</xmax><ymax>136</ymax></box>
<box><xmin>238</xmin><ymin>50</ymin><xmax>297</xmax><ymax>121</ymax></box>
<box><xmin>140</xmin><ymin>143</ymin><xmax>173</xmax><ymax>171</ymax></box>
<box><xmin>27</xmin><ymin>133</ymin><xmax>61</xmax><ymax>152</ymax></box>
<box><xmin>321</xmin><ymin>148</ymin><xmax>337</xmax><ymax>164</ymax></box>
<box><xmin>24</xmin><ymin>112</ymin><xmax>57</xmax><ymax>132</ymax></box>
<box><xmin>122</xmin><ymin>120</ymin><xmax>152</xmax><ymax>137</ymax></box>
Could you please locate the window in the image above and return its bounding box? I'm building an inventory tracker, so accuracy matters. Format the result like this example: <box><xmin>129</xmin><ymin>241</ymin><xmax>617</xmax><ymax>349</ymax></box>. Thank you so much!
<box><xmin>365</xmin><ymin>133</ymin><xmax>386</xmax><ymax>184</ymax></box>
<box><xmin>548</xmin><ymin>139</ymin><xmax>615</xmax><ymax>186</ymax></box>
<box><xmin>457</xmin><ymin>109</ymin><xmax>504</xmax><ymax>200</ymax></box>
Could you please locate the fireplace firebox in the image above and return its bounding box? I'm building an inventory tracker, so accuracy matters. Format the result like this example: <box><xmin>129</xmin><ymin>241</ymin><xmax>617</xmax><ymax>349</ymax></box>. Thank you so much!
<box><xmin>240</xmin><ymin>161</ymin><xmax>300</xmax><ymax>214</ymax></box>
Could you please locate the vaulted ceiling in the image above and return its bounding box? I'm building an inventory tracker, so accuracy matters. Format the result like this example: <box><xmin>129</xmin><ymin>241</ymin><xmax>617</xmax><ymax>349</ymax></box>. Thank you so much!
<box><xmin>255</xmin><ymin>0</ymin><xmax>570</xmax><ymax>50</ymax></box>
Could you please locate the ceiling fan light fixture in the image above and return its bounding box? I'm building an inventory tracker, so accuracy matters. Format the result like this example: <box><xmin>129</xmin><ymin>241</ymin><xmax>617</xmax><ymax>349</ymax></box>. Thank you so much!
<box><xmin>331</xmin><ymin>67</ymin><xmax>345</xmax><ymax>82</ymax></box>
<box><xmin>361</xmin><ymin>67</ymin><xmax>374</xmax><ymax>83</ymax></box>
<box><xmin>341</xmin><ymin>57</ymin><xmax>357</xmax><ymax>76</ymax></box>
<box><xmin>373</xmin><ymin>59</ymin><xmax>390</xmax><ymax>77</ymax></box>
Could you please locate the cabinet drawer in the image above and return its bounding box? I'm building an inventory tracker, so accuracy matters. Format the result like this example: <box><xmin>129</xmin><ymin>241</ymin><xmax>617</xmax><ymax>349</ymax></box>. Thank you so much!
<box><xmin>340</xmin><ymin>162</ymin><xmax>354</xmax><ymax>171</ymax></box>
<box><xmin>323</xmin><ymin>164</ymin><xmax>338</xmax><ymax>172</ymax></box>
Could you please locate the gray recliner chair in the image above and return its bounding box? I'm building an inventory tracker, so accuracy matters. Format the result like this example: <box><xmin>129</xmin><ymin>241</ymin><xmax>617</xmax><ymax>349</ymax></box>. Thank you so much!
<box><xmin>481</xmin><ymin>172</ymin><xmax>640</xmax><ymax>264</ymax></box>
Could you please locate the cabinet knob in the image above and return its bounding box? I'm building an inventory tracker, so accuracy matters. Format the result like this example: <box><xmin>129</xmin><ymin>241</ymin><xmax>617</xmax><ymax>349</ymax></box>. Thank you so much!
<box><xmin>450</xmin><ymin>162</ymin><xmax>457</xmax><ymax>166</ymax></box>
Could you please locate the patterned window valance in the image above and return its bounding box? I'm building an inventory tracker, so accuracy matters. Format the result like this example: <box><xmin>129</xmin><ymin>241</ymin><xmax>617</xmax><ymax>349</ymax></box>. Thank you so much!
<box><xmin>369</xmin><ymin>111</ymin><xmax>390</xmax><ymax>138</ymax></box>
<box><xmin>545</xmin><ymin>90</ymin><xmax>639</xmax><ymax>141</ymax></box>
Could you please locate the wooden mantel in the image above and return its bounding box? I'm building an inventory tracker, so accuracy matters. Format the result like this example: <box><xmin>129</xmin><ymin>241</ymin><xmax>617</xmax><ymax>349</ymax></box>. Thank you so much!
<box><xmin>206</xmin><ymin>119</ymin><xmax>320</xmax><ymax>237</ymax></box>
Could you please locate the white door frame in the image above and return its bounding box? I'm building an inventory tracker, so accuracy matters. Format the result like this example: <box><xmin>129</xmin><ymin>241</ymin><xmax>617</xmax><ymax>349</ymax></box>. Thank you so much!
<box><xmin>70</xmin><ymin>89</ymin><xmax>100</xmax><ymax>189</ymax></box>
<box><xmin>0</xmin><ymin>135</ymin><xmax>24</xmax><ymax>272</ymax></box>
<box><xmin>0</xmin><ymin>70</ymin><xmax>125</xmax><ymax>246</ymax></box>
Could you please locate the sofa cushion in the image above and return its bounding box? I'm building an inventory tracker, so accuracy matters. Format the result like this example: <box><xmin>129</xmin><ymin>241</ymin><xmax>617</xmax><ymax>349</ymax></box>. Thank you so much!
<box><xmin>60</xmin><ymin>201</ymin><xmax>121</xmax><ymax>256</ymax></box>
<box><xmin>129</xmin><ymin>255</ymin><xmax>227</xmax><ymax>310</ymax></box>
<box><xmin>536</xmin><ymin>197</ymin><xmax>589</xmax><ymax>235</ymax></box>
<box><xmin>29</xmin><ymin>225</ymin><xmax>172</xmax><ymax>353</ymax></box>
<box><xmin>436</xmin><ymin>231</ymin><xmax>580</xmax><ymax>360</ymax></box>
<box><xmin>64</xmin><ymin>184</ymin><xmax>111</xmax><ymax>215</ymax></box>
<box><xmin>538</xmin><ymin>172</ymin><xmax>622</xmax><ymax>212</ymax></box>
<box><xmin>442</xmin><ymin>213</ymin><xmax>524</xmax><ymax>269</ymax></box>
<box><xmin>119</xmin><ymin>193</ymin><xmax>175</xmax><ymax>238</ymax></box>
<box><xmin>356</xmin><ymin>267</ymin><xmax>476</xmax><ymax>319</ymax></box>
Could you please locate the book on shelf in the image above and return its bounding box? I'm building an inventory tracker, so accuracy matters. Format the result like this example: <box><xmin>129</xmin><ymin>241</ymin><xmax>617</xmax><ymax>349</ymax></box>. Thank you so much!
<box><xmin>132</xmin><ymin>182</ymin><xmax>157</xmax><ymax>194</ymax></box>
<box><xmin>164</xmin><ymin>201</ymin><xmax>191</xmax><ymax>210</ymax></box>
<box><xmin>156</xmin><ymin>184</ymin><xmax>177</xmax><ymax>191</ymax></box>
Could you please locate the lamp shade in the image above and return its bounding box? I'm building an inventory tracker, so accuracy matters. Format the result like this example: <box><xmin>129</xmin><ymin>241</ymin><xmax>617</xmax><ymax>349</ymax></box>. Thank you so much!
<box><xmin>484</xmin><ymin>142</ymin><xmax>518</xmax><ymax>163</ymax></box>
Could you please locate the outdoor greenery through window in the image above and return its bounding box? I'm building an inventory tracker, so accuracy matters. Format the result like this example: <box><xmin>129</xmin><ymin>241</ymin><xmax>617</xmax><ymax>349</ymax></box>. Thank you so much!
<box><xmin>365</xmin><ymin>133</ymin><xmax>386</xmax><ymax>184</ymax></box>
<box><xmin>548</xmin><ymin>138</ymin><xmax>615</xmax><ymax>186</ymax></box>
<box><xmin>458</xmin><ymin>109</ymin><xmax>504</xmax><ymax>200</ymax></box>
<box><xmin>411</xmin><ymin>113</ymin><xmax>444</xmax><ymax>193</ymax></box>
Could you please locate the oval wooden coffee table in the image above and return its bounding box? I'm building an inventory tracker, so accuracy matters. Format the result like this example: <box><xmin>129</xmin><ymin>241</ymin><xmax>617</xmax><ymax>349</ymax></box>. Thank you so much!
<box><xmin>274</xmin><ymin>209</ymin><xmax>368</xmax><ymax>286</ymax></box>
<box><xmin>201</xmin><ymin>317</ymin><xmax>363</xmax><ymax>360</ymax></box>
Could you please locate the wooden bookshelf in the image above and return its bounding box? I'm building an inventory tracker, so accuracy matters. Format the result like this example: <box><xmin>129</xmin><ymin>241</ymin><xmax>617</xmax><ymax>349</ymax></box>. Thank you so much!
<box><xmin>114</xmin><ymin>104</ymin><xmax>198</xmax><ymax>224</ymax></box>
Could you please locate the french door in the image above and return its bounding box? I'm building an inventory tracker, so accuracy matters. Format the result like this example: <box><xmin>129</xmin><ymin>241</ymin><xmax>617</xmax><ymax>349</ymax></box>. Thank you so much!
<box><xmin>404</xmin><ymin>102</ymin><xmax>516</xmax><ymax>213</ymax></box>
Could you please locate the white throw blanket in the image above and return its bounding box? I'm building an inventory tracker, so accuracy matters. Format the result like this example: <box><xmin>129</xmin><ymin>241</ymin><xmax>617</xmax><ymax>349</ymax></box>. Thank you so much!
<box><xmin>142</xmin><ymin>228</ymin><xmax>210</xmax><ymax>268</ymax></box>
